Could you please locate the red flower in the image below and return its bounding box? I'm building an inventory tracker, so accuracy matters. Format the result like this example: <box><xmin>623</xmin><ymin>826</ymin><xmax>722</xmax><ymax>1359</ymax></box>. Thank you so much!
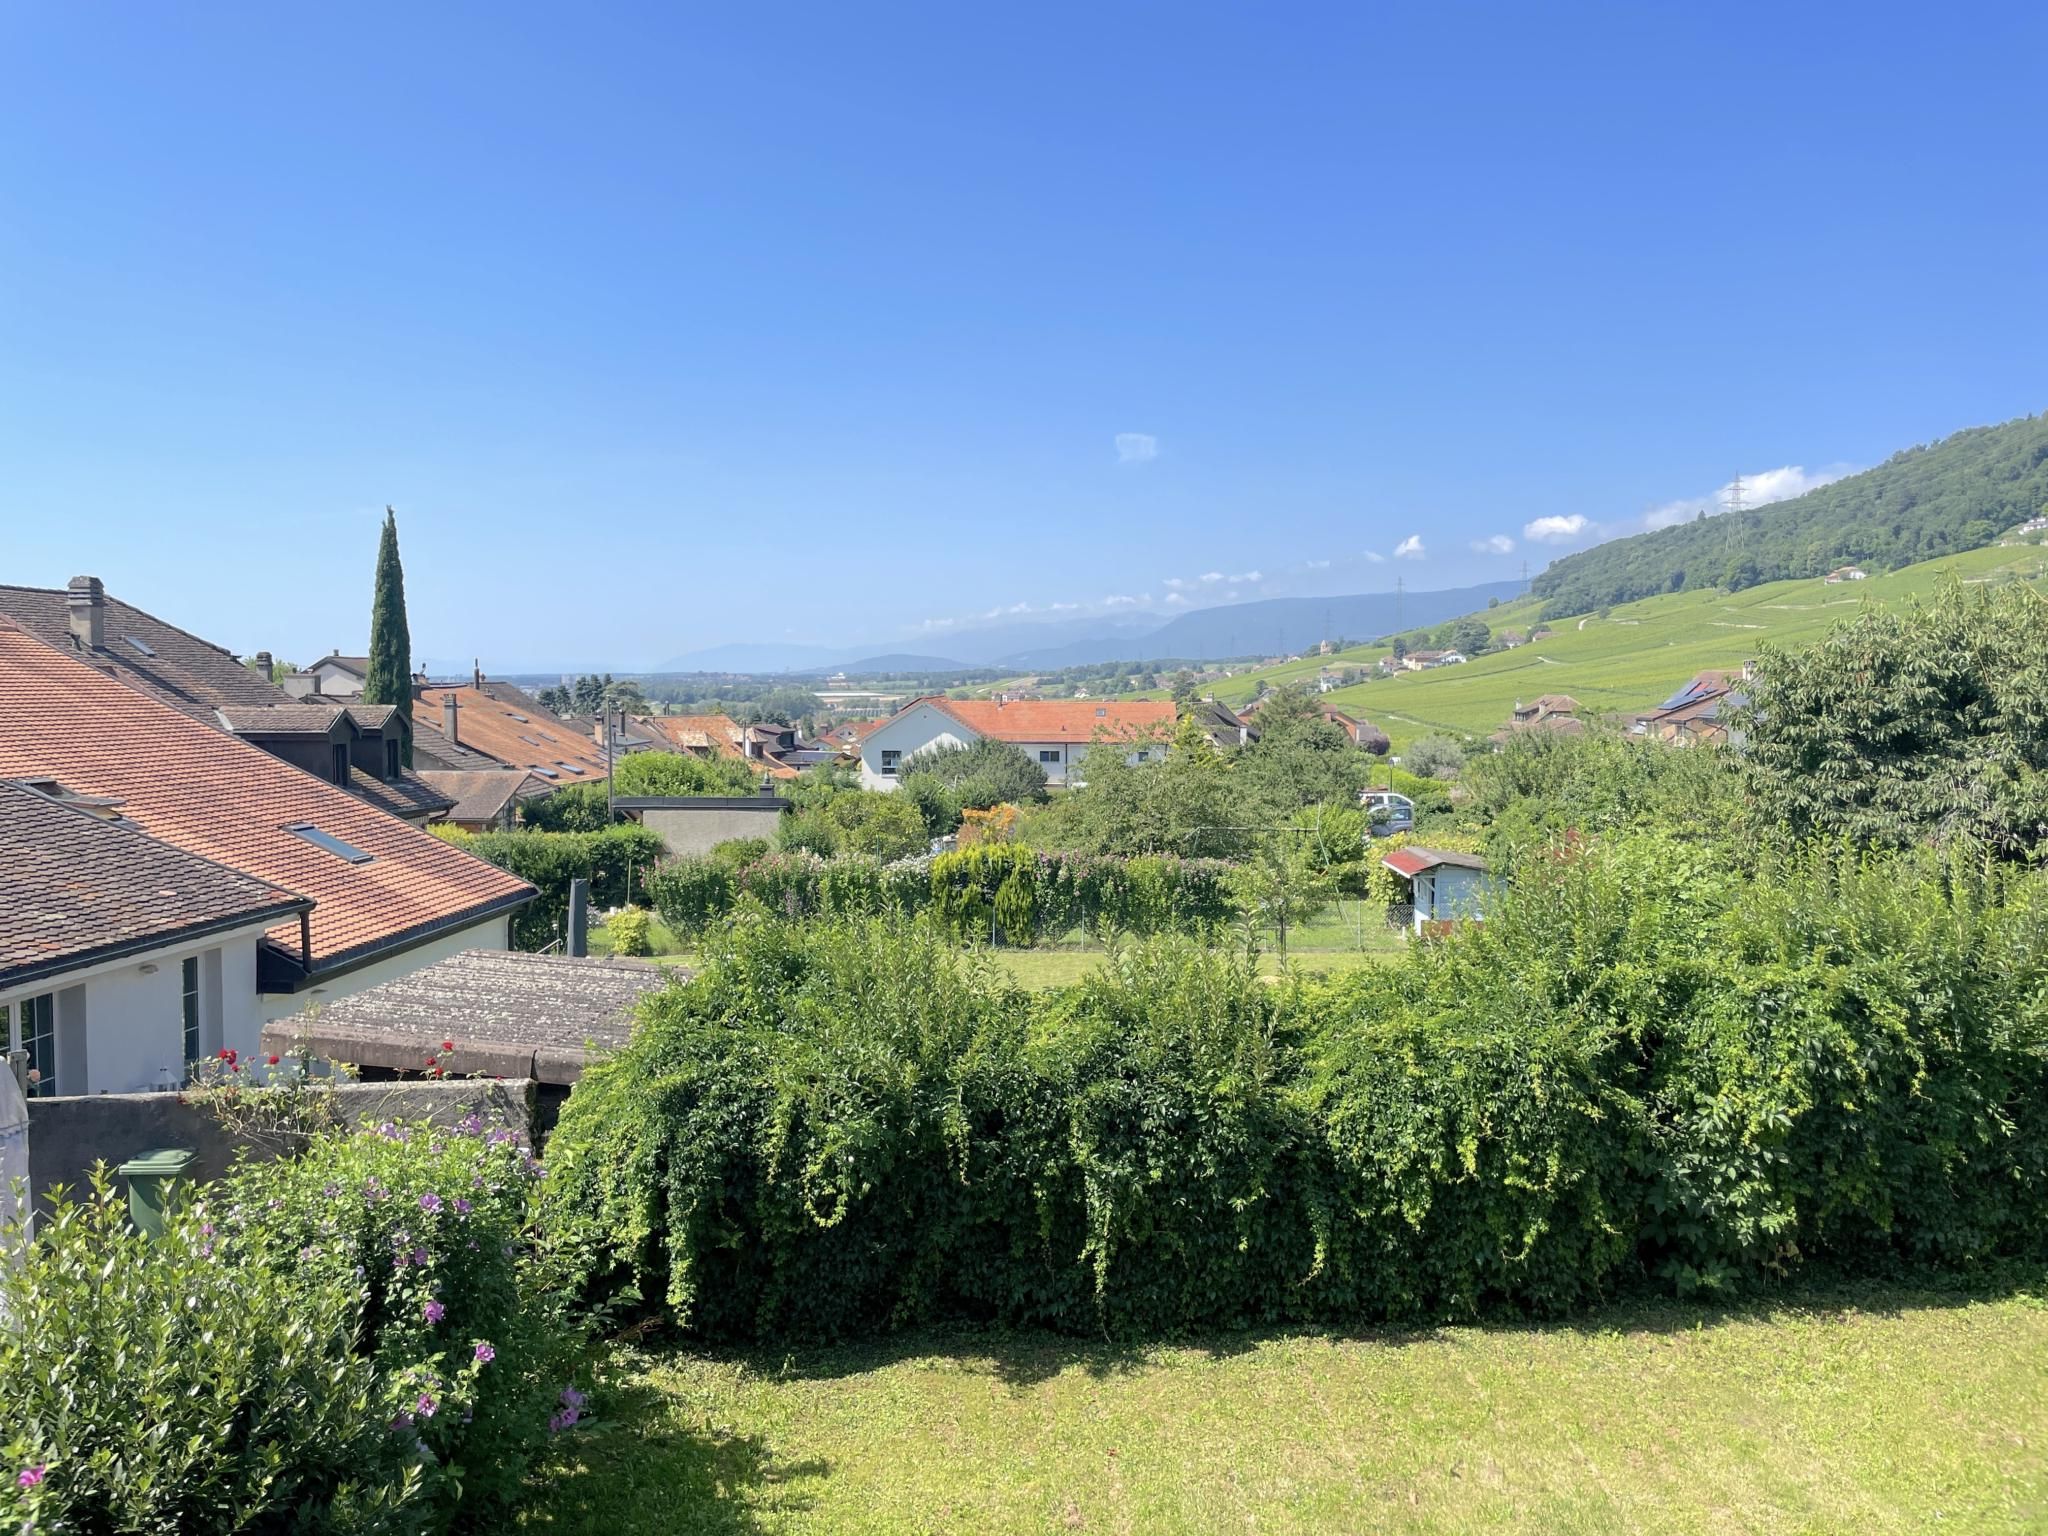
<box><xmin>266</xmin><ymin>1054</ymin><xmax>281</xmax><ymax>1066</ymax></box>
<box><xmin>442</xmin><ymin>1040</ymin><xmax>455</xmax><ymax>1053</ymax></box>
<box><xmin>217</xmin><ymin>1048</ymin><xmax>232</xmax><ymax>1060</ymax></box>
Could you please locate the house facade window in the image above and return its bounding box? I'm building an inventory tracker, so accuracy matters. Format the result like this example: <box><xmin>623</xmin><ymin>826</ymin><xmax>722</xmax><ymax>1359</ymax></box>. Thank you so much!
<box><xmin>331</xmin><ymin>742</ymin><xmax>351</xmax><ymax>786</ymax></box>
<box><xmin>181</xmin><ymin>955</ymin><xmax>201</xmax><ymax>1068</ymax></box>
<box><xmin>1039</xmin><ymin>750</ymin><xmax>1061</xmax><ymax>764</ymax></box>
<box><xmin>4</xmin><ymin>993</ymin><xmax>56</xmax><ymax>1097</ymax></box>
<box><xmin>879</xmin><ymin>750</ymin><xmax>902</xmax><ymax>776</ymax></box>
<box><xmin>385</xmin><ymin>738</ymin><xmax>401</xmax><ymax>779</ymax></box>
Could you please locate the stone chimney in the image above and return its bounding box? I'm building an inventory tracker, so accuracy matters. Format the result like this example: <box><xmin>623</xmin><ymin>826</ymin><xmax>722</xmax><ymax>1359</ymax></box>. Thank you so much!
<box><xmin>253</xmin><ymin>650</ymin><xmax>274</xmax><ymax>679</ymax></box>
<box><xmin>473</xmin><ymin>659</ymin><xmax>483</xmax><ymax>691</ymax></box>
<box><xmin>66</xmin><ymin>576</ymin><xmax>105</xmax><ymax>651</ymax></box>
<box><xmin>443</xmin><ymin>693</ymin><xmax>461</xmax><ymax>746</ymax></box>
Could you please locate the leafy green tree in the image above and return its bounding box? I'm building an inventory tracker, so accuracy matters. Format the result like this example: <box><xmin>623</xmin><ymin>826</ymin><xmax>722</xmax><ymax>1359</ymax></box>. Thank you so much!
<box><xmin>601</xmin><ymin>677</ymin><xmax>648</xmax><ymax>713</ymax></box>
<box><xmin>1449</xmin><ymin>619</ymin><xmax>1491</xmax><ymax>656</ymax></box>
<box><xmin>1035</xmin><ymin>717</ymin><xmax>1246</xmax><ymax>857</ymax></box>
<box><xmin>906</xmin><ymin>736</ymin><xmax>1050</xmax><ymax>804</ymax></box>
<box><xmin>1403</xmin><ymin>734</ymin><xmax>1466</xmax><ymax>780</ymax></box>
<box><xmin>1744</xmin><ymin>578</ymin><xmax>2048</xmax><ymax>854</ymax></box>
<box><xmin>1228</xmin><ymin>833</ymin><xmax>1337</xmax><ymax>952</ymax></box>
<box><xmin>362</xmin><ymin>508</ymin><xmax>413</xmax><ymax>765</ymax></box>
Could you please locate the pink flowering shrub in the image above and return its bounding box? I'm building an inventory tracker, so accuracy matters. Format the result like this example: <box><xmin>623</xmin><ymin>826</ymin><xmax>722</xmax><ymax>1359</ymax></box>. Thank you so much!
<box><xmin>0</xmin><ymin>1119</ymin><xmax>585</xmax><ymax>1532</ymax></box>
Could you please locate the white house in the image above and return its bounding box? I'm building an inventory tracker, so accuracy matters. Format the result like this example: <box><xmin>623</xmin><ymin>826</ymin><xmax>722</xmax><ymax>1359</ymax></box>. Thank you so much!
<box><xmin>858</xmin><ymin>696</ymin><xmax>1179</xmax><ymax>791</ymax></box>
<box><xmin>280</xmin><ymin>650</ymin><xmax>371</xmax><ymax>698</ymax></box>
<box><xmin>1824</xmin><ymin>566</ymin><xmax>1869</xmax><ymax>583</ymax></box>
<box><xmin>1</xmin><ymin>779</ymin><xmax>312</xmax><ymax>1094</ymax></box>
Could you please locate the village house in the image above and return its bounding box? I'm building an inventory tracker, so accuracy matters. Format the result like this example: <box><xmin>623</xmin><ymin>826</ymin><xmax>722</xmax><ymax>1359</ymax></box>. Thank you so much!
<box><xmin>857</xmin><ymin>696</ymin><xmax>1176</xmax><ymax>790</ymax></box>
<box><xmin>0</xmin><ymin>578</ymin><xmax>452</xmax><ymax>826</ymax></box>
<box><xmin>2</xmin><ymin>779</ymin><xmax>313</xmax><ymax>1095</ymax></box>
<box><xmin>638</xmin><ymin>712</ymin><xmax>803</xmax><ymax>779</ymax></box>
<box><xmin>1825</xmin><ymin>566</ymin><xmax>1869</xmax><ymax>583</ymax></box>
<box><xmin>1632</xmin><ymin>668</ymin><xmax>1752</xmax><ymax>747</ymax></box>
<box><xmin>1401</xmin><ymin>649</ymin><xmax>1468</xmax><ymax>671</ymax></box>
<box><xmin>1490</xmin><ymin>694</ymin><xmax>1587</xmax><ymax>745</ymax></box>
<box><xmin>0</xmin><ymin>620</ymin><xmax>535</xmax><ymax>1041</ymax></box>
<box><xmin>415</xmin><ymin>768</ymin><xmax>560</xmax><ymax>831</ymax></box>
<box><xmin>279</xmin><ymin>650</ymin><xmax>371</xmax><ymax>698</ymax></box>
<box><xmin>1188</xmin><ymin>697</ymin><xmax>1258</xmax><ymax>749</ymax></box>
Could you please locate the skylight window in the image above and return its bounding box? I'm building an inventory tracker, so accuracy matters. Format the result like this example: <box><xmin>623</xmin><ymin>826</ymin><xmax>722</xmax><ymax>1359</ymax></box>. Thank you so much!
<box><xmin>123</xmin><ymin>635</ymin><xmax>157</xmax><ymax>657</ymax></box>
<box><xmin>557</xmin><ymin>763</ymin><xmax>586</xmax><ymax>775</ymax></box>
<box><xmin>283</xmin><ymin>823</ymin><xmax>374</xmax><ymax>864</ymax></box>
<box><xmin>506</xmin><ymin>713</ymin><xmax>529</xmax><ymax>722</ymax></box>
<box><xmin>531</xmin><ymin>767</ymin><xmax>559</xmax><ymax>779</ymax></box>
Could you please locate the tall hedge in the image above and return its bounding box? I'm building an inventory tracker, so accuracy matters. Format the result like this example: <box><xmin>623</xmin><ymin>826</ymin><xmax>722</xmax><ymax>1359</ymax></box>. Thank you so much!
<box><xmin>548</xmin><ymin>834</ymin><xmax>2048</xmax><ymax>1342</ymax></box>
<box><xmin>445</xmin><ymin>824</ymin><xmax>666</xmax><ymax>949</ymax></box>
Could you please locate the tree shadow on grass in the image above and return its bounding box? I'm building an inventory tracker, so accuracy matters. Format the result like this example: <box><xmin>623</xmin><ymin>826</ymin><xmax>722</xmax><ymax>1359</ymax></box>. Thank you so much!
<box><xmin>516</xmin><ymin>1372</ymin><xmax>830</xmax><ymax>1534</ymax></box>
<box><xmin>657</xmin><ymin>1260</ymin><xmax>2048</xmax><ymax>1396</ymax></box>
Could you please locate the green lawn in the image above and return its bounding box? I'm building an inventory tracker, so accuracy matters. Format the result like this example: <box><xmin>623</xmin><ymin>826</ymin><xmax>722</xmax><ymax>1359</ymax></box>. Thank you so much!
<box><xmin>521</xmin><ymin>1282</ymin><xmax>2048</xmax><ymax>1534</ymax></box>
<box><xmin>587</xmin><ymin>905</ymin><xmax>1404</xmax><ymax>985</ymax></box>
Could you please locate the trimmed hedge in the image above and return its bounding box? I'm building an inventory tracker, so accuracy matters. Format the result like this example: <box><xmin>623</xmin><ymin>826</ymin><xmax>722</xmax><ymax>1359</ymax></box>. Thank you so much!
<box><xmin>547</xmin><ymin>834</ymin><xmax>2048</xmax><ymax>1342</ymax></box>
<box><xmin>442</xmin><ymin>824</ymin><xmax>666</xmax><ymax>950</ymax></box>
<box><xmin>642</xmin><ymin>844</ymin><xmax>1235</xmax><ymax>944</ymax></box>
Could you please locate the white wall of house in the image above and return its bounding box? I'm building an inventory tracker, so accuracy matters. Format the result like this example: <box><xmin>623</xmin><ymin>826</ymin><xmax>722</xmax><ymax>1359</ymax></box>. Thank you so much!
<box><xmin>1410</xmin><ymin>866</ymin><xmax>1487</xmax><ymax>931</ymax></box>
<box><xmin>858</xmin><ymin>703</ymin><xmax>978</xmax><ymax>791</ymax></box>
<box><xmin>1012</xmin><ymin>738</ymin><xmax>1160</xmax><ymax>787</ymax></box>
<box><xmin>0</xmin><ymin>923</ymin><xmax>271</xmax><ymax>1096</ymax></box>
<box><xmin>259</xmin><ymin>913</ymin><xmax>514</xmax><ymax>1027</ymax></box>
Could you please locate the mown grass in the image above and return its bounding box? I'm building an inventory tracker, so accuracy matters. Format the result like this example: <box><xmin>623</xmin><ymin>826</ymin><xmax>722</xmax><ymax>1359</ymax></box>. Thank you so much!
<box><xmin>520</xmin><ymin>1280</ymin><xmax>2048</xmax><ymax>1534</ymax></box>
<box><xmin>589</xmin><ymin>904</ymin><xmax>1406</xmax><ymax>985</ymax></box>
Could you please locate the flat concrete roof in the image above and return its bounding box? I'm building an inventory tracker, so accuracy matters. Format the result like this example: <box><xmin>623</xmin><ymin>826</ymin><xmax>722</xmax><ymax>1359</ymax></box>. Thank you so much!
<box><xmin>263</xmin><ymin>948</ymin><xmax>681</xmax><ymax>1084</ymax></box>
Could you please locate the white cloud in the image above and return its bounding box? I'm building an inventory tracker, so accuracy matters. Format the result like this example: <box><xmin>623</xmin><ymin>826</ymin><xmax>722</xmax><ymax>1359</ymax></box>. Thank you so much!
<box><xmin>1229</xmin><ymin>569</ymin><xmax>1263</xmax><ymax>583</ymax></box>
<box><xmin>1115</xmin><ymin>432</ymin><xmax>1159</xmax><ymax>464</ymax></box>
<box><xmin>1102</xmin><ymin>593</ymin><xmax>1151</xmax><ymax>607</ymax></box>
<box><xmin>1306</xmin><ymin>558</ymin><xmax>1331</xmax><ymax>570</ymax></box>
<box><xmin>1163</xmin><ymin>576</ymin><xmax>1188</xmax><ymax>589</ymax></box>
<box><xmin>1165</xmin><ymin>591</ymin><xmax>1188</xmax><ymax>605</ymax></box>
<box><xmin>1643</xmin><ymin>464</ymin><xmax>1852</xmax><ymax>530</ymax></box>
<box><xmin>1363</xmin><ymin>550</ymin><xmax>1386</xmax><ymax>564</ymax></box>
<box><xmin>1523</xmin><ymin>514</ymin><xmax>1590</xmax><ymax>544</ymax></box>
<box><xmin>1199</xmin><ymin>571</ymin><xmax>1224</xmax><ymax>584</ymax></box>
<box><xmin>1394</xmin><ymin>535</ymin><xmax>1426</xmax><ymax>560</ymax></box>
<box><xmin>1470</xmin><ymin>535</ymin><xmax>1515</xmax><ymax>555</ymax></box>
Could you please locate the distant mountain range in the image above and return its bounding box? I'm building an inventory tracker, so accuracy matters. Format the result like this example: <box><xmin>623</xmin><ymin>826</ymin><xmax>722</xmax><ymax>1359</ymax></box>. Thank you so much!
<box><xmin>648</xmin><ymin>580</ymin><xmax>1528</xmax><ymax>677</ymax></box>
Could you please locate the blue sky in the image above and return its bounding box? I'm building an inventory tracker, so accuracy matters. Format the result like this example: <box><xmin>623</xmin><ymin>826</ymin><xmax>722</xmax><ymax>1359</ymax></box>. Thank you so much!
<box><xmin>3</xmin><ymin>3</ymin><xmax>2043</xmax><ymax>669</ymax></box>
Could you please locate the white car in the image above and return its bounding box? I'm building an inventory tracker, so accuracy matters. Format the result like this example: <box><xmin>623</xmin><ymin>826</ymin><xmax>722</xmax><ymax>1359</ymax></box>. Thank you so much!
<box><xmin>1359</xmin><ymin>789</ymin><xmax>1415</xmax><ymax>836</ymax></box>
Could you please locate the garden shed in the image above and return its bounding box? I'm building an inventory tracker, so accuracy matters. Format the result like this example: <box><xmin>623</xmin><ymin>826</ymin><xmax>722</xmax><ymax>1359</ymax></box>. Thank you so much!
<box><xmin>1380</xmin><ymin>846</ymin><xmax>1490</xmax><ymax>934</ymax></box>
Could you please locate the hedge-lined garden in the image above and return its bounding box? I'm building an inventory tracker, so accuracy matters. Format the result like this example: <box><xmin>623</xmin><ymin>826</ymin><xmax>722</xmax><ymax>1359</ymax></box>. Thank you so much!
<box><xmin>546</xmin><ymin>832</ymin><xmax>2048</xmax><ymax>1342</ymax></box>
<box><xmin>642</xmin><ymin>843</ymin><xmax>1238</xmax><ymax>944</ymax></box>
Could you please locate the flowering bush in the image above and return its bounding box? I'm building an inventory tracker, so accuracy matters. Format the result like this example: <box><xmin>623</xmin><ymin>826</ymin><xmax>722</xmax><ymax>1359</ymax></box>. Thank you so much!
<box><xmin>0</xmin><ymin>1120</ymin><xmax>586</xmax><ymax>1533</ymax></box>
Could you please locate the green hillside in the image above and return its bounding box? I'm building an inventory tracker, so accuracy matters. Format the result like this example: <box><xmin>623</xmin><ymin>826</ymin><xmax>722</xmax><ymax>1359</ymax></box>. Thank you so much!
<box><xmin>1531</xmin><ymin>413</ymin><xmax>2048</xmax><ymax>617</ymax></box>
<box><xmin>1207</xmin><ymin>542</ymin><xmax>2048</xmax><ymax>754</ymax></box>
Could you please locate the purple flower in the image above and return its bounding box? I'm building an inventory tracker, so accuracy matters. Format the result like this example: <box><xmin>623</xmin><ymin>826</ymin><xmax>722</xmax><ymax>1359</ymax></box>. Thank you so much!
<box><xmin>560</xmin><ymin>1385</ymin><xmax>587</xmax><ymax>1410</ymax></box>
<box><xmin>456</xmin><ymin>1113</ymin><xmax>483</xmax><ymax>1136</ymax></box>
<box><xmin>200</xmin><ymin>1223</ymin><xmax>215</xmax><ymax>1238</ymax></box>
<box><xmin>391</xmin><ymin>1412</ymin><xmax>414</xmax><ymax>1430</ymax></box>
<box><xmin>363</xmin><ymin>1179</ymin><xmax>388</xmax><ymax>1202</ymax></box>
<box><xmin>452</xmin><ymin>1198</ymin><xmax>473</xmax><ymax>1217</ymax></box>
<box><xmin>377</xmin><ymin>1121</ymin><xmax>405</xmax><ymax>1142</ymax></box>
<box><xmin>418</xmin><ymin>1192</ymin><xmax>443</xmax><ymax>1214</ymax></box>
<box><xmin>322</xmin><ymin>1182</ymin><xmax>340</xmax><ymax>1199</ymax></box>
<box><xmin>411</xmin><ymin>1247</ymin><xmax>429</xmax><ymax>1267</ymax></box>
<box><xmin>473</xmin><ymin>1342</ymin><xmax>496</xmax><ymax>1365</ymax></box>
<box><xmin>548</xmin><ymin>1407</ymin><xmax>580</xmax><ymax>1434</ymax></box>
<box><xmin>417</xmin><ymin>1394</ymin><xmax>438</xmax><ymax>1419</ymax></box>
<box><xmin>487</xmin><ymin>1128</ymin><xmax>515</xmax><ymax>1146</ymax></box>
<box><xmin>17</xmin><ymin>1465</ymin><xmax>45</xmax><ymax>1489</ymax></box>
<box><xmin>424</xmin><ymin>1301</ymin><xmax>446</xmax><ymax>1324</ymax></box>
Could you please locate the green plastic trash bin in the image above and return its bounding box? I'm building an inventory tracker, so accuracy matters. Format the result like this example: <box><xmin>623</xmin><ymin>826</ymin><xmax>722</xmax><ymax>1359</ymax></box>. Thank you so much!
<box><xmin>116</xmin><ymin>1147</ymin><xmax>195</xmax><ymax>1239</ymax></box>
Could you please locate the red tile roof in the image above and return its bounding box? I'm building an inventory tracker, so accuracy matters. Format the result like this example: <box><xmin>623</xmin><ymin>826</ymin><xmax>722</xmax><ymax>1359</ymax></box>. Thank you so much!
<box><xmin>642</xmin><ymin>713</ymin><xmax>746</xmax><ymax>757</ymax></box>
<box><xmin>914</xmin><ymin>696</ymin><xmax>1176</xmax><ymax>743</ymax></box>
<box><xmin>412</xmin><ymin>687</ymin><xmax>609</xmax><ymax>780</ymax></box>
<box><xmin>0</xmin><ymin>623</ymin><xmax>533</xmax><ymax>977</ymax></box>
<box><xmin>1382</xmin><ymin>846</ymin><xmax>1488</xmax><ymax>878</ymax></box>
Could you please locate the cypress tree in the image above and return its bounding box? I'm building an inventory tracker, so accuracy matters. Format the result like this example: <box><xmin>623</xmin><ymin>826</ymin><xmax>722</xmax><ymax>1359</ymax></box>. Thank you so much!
<box><xmin>363</xmin><ymin>506</ymin><xmax>414</xmax><ymax>766</ymax></box>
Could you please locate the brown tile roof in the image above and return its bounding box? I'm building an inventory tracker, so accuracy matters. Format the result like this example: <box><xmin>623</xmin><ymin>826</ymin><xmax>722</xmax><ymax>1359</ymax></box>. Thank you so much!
<box><xmin>0</xmin><ymin>778</ymin><xmax>313</xmax><ymax>991</ymax></box>
<box><xmin>412</xmin><ymin>687</ymin><xmax>609</xmax><ymax>780</ymax></box>
<box><xmin>0</xmin><ymin>623</ymin><xmax>534</xmax><ymax>982</ymax></box>
<box><xmin>643</xmin><ymin>713</ymin><xmax>747</xmax><ymax>757</ymax></box>
<box><xmin>218</xmin><ymin>703</ymin><xmax>352</xmax><ymax>735</ymax></box>
<box><xmin>0</xmin><ymin>581</ymin><xmax>289</xmax><ymax>721</ymax></box>
<box><xmin>411</xmin><ymin>717</ymin><xmax>508</xmax><ymax>772</ymax></box>
<box><xmin>914</xmin><ymin>696</ymin><xmax>1176</xmax><ymax>743</ymax></box>
<box><xmin>417</xmin><ymin>769</ymin><xmax>556</xmax><ymax>827</ymax></box>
